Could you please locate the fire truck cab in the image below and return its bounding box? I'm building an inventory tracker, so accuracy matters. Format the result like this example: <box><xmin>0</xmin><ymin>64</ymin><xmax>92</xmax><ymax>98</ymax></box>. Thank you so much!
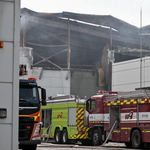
<box><xmin>86</xmin><ymin>89</ymin><xmax>150</xmax><ymax>148</ymax></box>
<box><xmin>19</xmin><ymin>77</ymin><xmax>46</xmax><ymax>150</ymax></box>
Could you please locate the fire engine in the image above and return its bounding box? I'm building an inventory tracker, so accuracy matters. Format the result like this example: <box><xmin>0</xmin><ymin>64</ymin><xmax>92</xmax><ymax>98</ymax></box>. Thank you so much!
<box><xmin>42</xmin><ymin>88</ymin><xmax>150</xmax><ymax>149</ymax></box>
<box><xmin>86</xmin><ymin>88</ymin><xmax>150</xmax><ymax>148</ymax></box>
<box><xmin>19</xmin><ymin>77</ymin><xmax>46</xmax><ymax>150</ymax></box>
<box><xmin>41</xmin><ymin>95</ymin><xmax>89</xmax><ymax>144</ymax></box>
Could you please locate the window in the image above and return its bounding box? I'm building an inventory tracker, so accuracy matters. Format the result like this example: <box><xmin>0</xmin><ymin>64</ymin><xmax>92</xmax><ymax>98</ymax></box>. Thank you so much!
<box><xmin>86</xmin><ymin>99</ymin><xmax>96</xmax><ymax>112</ymax></box>
<box><xmin>19</xmin><ymin>86</ymin><xmax>39</xmax><ymax>105</ymax></box>
<box><xmin>90</xmin><ymin>100</ymin><xmax>95</xmax><ymax>110</ymax></box>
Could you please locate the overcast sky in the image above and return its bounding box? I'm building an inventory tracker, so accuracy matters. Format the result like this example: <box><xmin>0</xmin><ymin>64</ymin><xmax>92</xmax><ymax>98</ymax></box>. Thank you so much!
<box><xmin>21</xmin><ymin>0</ymin><xmax>150</xmax><ymax>28</ymax></box>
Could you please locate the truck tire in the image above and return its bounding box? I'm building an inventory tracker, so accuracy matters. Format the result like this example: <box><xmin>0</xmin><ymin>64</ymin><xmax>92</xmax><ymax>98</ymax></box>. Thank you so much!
<box><xmin>62</xmin><ymin>129</ymin><xmax>68</xmax><ymax>144</ymax></box>
<box><xmin>22</xmin><ymin>145</ymin><xmax>37</xmax><ymax>150</ymax></box>
<box><xmin>99</xmin><ymin>128</ymin><xmax>103</xmax><ymax>145</ymax></box>
<box><xmin>131</xmin><ymin>129</ymin><xmax>143</xmax><ymax>149</ymax></box>
<box><xmin>92</xmin><ymin>129</ymin><xmax>100</xmax><ymax>146</ymax></box>
<box><xmin>55</xmin><ymin>128</ymin><xmax>62</xmax><ymax>143</ymax></box>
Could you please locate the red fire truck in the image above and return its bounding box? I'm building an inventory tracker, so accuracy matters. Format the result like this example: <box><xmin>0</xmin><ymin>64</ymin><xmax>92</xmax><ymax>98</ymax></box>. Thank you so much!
<box><xmin>19</xmin><ymin>77</ymin><xmax>46</xmax><ymax>150</ymax></box>
<box><xmin>86</xmin><ymin>88</ymin><xmax>150</xmax><ymax>148</ymax></box>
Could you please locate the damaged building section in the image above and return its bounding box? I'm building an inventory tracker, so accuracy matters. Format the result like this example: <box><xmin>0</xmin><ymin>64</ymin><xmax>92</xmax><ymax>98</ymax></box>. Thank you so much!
<box><xmin>20</xmin><ymin>8</ymin><xmax>150</xmax><ymax>98</ymax></box>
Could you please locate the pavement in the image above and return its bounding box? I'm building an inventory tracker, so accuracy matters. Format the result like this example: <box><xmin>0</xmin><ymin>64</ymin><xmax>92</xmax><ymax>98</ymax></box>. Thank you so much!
<box><xmin>37</xmin><ymin>142</ymin><xmax>130</xmax><ymax>150</ymax></box>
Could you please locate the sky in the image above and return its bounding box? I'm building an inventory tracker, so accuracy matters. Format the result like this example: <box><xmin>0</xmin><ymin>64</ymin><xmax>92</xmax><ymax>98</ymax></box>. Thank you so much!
<box><xmin>21</xmin><ymin>0</ymin><xmax>150</xmax><ymax>28</ymax></box>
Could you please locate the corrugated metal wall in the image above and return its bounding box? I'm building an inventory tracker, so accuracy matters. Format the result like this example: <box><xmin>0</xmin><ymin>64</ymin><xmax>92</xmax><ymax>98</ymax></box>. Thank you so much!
<box><xmin>70</xmin><ymin>71</ymin><xmax>106</xmax><ymax>98</ymax></box>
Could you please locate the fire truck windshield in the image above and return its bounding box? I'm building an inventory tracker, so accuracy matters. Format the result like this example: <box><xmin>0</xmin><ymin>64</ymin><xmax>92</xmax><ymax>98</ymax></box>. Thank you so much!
<box><xmin>19</xmin><ymin>86</ymin><xmax>39</xmax><ymax>106</ymax></box>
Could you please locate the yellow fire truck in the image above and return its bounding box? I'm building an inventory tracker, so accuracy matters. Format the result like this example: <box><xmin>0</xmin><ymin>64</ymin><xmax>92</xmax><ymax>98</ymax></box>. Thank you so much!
<box><xmin>41</xmin><ymin>95</ymin><xmax>89</xmax><ymax>144</ymax></box>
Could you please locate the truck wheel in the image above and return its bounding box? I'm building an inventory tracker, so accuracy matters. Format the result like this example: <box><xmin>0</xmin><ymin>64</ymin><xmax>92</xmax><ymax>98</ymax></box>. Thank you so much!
<box><xmin>131</xmin><ymin>129</ymin><xmax>143</xmax><ymax>149</ymax></box>
<box><xmin>55</xmin><ymin>128</ymin><xmax>62</xmax><ymax>143</ymax></box>
<box><xmin>92</xmin><ymin>129</ymin><xmax>100</xmax><ymax>146</ymax></box>
<box><xmin>62</xmin><ymin>129</ymin><xmax>68</xmax><ymax>143</ymax></box>
<box><xmin>22</xmin><ymin>145</ymin><xmax>37</xmax><ymax>150</ymax></box>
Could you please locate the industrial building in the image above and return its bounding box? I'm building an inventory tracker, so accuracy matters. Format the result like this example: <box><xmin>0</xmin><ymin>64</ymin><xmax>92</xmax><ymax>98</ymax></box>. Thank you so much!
<box><xmin>20</xmin><ymin>8</ymin><xmax>150</xmax><ymax>98</ymax></box>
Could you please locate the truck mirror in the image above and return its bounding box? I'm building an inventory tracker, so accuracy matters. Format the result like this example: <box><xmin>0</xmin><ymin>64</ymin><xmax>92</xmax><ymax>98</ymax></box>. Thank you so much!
<box><xmin>42</xmin><ymin>99</ymin><xmax>47</xmax><ymax>106</ymax></box>
<box><xmin>41</xmin><ymin>88</ymin><xmax>46</xmax><ymax>105</ymax></box>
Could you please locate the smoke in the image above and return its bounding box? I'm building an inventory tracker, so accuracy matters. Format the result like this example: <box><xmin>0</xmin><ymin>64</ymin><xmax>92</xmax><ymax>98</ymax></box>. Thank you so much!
<box><xmin>20</xmin><ymin>8</ymin><xmax>150</xmax><ymax>70</ymax></box>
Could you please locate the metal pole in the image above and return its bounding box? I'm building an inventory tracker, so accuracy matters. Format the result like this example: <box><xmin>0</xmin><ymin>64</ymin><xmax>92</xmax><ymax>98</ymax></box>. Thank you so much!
<box><xmin>140</xmin><ymin>8</ymin><xmax>142</xmax><ymax>88</ymax></box>
<box><xmin>22</xmin><ymin>13</ymin><xmax>26</xmax><ymax>47</ymax></box>
<box><xmin>110</xmin><ymin>28</ymin><xmax>112</xmax><ymax>50</ymax></box>
<box><xmin>109</xmin><ymin>28</ymin><xmax>112</xmax><ymax>91</ymax></box>
<box><xmin>67</xmin><ymin>18</ymin><xmax>71</xmax><ymax>69</ymax></box>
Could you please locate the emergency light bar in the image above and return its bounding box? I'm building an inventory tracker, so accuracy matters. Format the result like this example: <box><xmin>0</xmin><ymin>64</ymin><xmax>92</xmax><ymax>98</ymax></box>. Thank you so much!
<box><xmin>98</xmin><ymin>90</ymin><xmax>106</xmax><ymax>94</ymax></box>
<box><xmin>98</xmin><ymin>90</ymin><xmax>118</xmax><ymax>95</ymax></box>
<box><xmin>28</xmin><ymin>77</ymin><xmax>36</xmax><ymax>81</ymax></box>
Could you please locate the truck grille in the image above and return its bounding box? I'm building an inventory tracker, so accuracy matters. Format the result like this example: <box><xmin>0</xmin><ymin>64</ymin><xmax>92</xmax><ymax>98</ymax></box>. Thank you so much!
<box><xmin>19</xmin><ymin>122</ymin><xmax>34</xmax><ymax>141</ymax></box>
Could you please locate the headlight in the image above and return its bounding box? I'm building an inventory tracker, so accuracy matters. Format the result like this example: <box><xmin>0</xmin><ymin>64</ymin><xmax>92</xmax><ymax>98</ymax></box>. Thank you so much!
<box><xmin>33</xmin><ymin>123</ymin><xmax>41</xmax><ymax>136</ymax></box>
<box><xmin>32</xmin><ymin>137</ymin><xmax>41</xmax><ymax>140</ymax></box>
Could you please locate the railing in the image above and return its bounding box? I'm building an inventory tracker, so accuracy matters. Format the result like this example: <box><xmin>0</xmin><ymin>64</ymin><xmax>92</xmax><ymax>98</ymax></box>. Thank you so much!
<box><xmin>105</xmin><ymin>90</ymin><xmax>150</xmax><ymax>101</ymax></box>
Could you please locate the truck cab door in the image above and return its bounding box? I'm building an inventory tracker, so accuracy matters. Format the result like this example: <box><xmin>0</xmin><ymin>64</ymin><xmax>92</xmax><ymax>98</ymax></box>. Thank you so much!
<box><xmin>86</xmin><ymin>99</ymin><xmax>96</xmax><ymax>114</ymax></box>
<box><xmin>86</xmin><ymin>98</ymin><xmax>103</xmax><ymax>127</ymax></box>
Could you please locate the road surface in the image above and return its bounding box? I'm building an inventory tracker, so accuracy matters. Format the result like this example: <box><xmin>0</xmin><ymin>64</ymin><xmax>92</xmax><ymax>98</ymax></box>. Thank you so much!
<box><xmin>37</xmin><ymin>142</ymin><xmax>136</xmax><ymax>150</ymax></box>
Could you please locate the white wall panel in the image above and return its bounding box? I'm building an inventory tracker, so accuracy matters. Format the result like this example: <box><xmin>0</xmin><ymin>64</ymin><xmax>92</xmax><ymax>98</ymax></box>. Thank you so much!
<box><xmin>36</xmin><ymin>70</ymin><xmax>70</xmax><ymax>97</ymax></box>
<box><xmin>113</xmin><ymin>59</ymin><xmax>140</xmax><ymax>72</ymax></box>
<box><xmin>112</xmin><ymin>56</ymin><xmax>150</xmax><ymax>91</ymax></box>
<box><xmin>113</xmin><ymin>83</ymin><xmax>140</xmax><ymax>91</ymax></box>
<box><xmin>0</xmin><ymin>83</ymin><xmax>12</xmax><ymax>123</ymax></box>
<box><xmin>144</xmin><ymin>57</ymin><xmax>150</xmax><ymax>66</ymax></box>
<box><xmin>144</xmin><ymin>66</ymin><xmax>150</xmax><ymax>82</ymax></box>
<box><xmin>0</xmin><ymin>1</ymin><xmax>13</xmax><ymax>41</ymax></box>
<box><xmin>0</xmin><ymin>43</ymin><xmax>13</xmax><ymax>82</ymax></box>
<box><xmin>113</xmin><ymin>68</ymin><xmax>140</xmax><ymax>85</ymax></box>
<box><xmin>37</xmin><ymin>77</ymin><xmax>52</xmax><ymax>87</ymax></box>
<box><xmin>0</xmin><ymin>124</ymin><xmax>11</xmax><ymax>150</ymax></box>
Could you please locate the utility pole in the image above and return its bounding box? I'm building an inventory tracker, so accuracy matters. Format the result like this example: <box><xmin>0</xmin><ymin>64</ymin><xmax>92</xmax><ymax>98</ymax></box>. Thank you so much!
<box><xmin>108</xmin><ymin>27</ymin><xmax>112</xmax><ymax>91</ymax></box>
<box><xmin>67</xmin><ymin>18</ymin><xmax>71</xmax><ymax>69</ymax></box>
<box><xmin>140</xmin><ymin>8</ymin><xmax>142</xmax><ymax>88</ymax></box>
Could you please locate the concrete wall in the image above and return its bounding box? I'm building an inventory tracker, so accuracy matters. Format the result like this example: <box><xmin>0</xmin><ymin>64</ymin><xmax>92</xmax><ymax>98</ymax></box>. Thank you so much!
<box><xmin>112</xmin><ymin>56</ymin><xmax>150</xmax><ymax>91</ymax></box>
<box><xmin>71</xmin><ymin>71</ymin><xmax>106</xmax><ymax>98</ymax></box>
<box><xmin>20</xmin><ymin>68</ymin><xmax>70</xmax><ymax>98</ymax></box>
<box><xmin>35</xmin><ymin>70</ymin><xmax>70</xmax><ymax>98</ymax></box>
<box><xmin>0</xmin><ymin>0</ymin><xmax>20</xmax><ymax>149</ymax></box>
